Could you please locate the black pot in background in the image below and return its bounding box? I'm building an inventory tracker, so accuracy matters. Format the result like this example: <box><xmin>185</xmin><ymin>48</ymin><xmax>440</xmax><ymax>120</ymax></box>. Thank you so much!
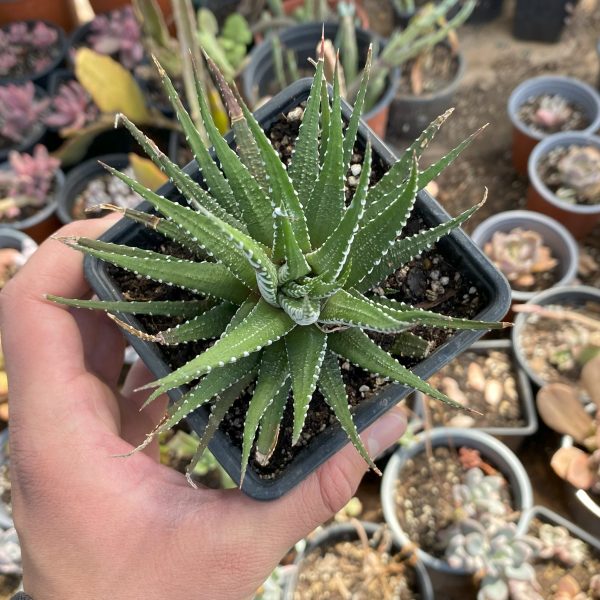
<box><xmin>411</xmin><ymin>340</ymin><xmax>537</xmax><ymax>451</ymax></box>
<box><xmin>84</xmin><ymin>78</ymin><xmax>511</xmax><ymax>501</ymax></box>
<box><xmin>0</xmin><ymin>20</ymin><xmax>67</xmax><ymax>89</ymax></box>
<box><xmin>513</xmin><ymin>0</ymin><xmax>571</xmax><ymax>43</ymax></box>
<box><xmin>241</xmin><ymin>22</ymin><xmax>400</xmax><ymax>139</ymax></box>
<box><xmin>389</xmin><ymin>43</ymin><xmax>465</xmax><ymax>139</ymax></box>
<box><xmin>0</xmin><ymin>84</ymin><xmax>48</xmax><ymax>163</ymax></box>
<box><xmin>393</xmin><ymin>0</ymin><xmax>503</xmax><ymax>27</ymax></box>
<box><xmin>58</xmin><ymin>153</ymin><xmax>130</xmax><ymax>224</ymax></box>
<box><xmin>193</xmin><ymin>0</ymin><xmax>241</xmax><ymax>24</ymax></box>
<box><xmin>284</xmin><ymin>522</ymin><xmax>434</xmax><ymax>599</ymax></box>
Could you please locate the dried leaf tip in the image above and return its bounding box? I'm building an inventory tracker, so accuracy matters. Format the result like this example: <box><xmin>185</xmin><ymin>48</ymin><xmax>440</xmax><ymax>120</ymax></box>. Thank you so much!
<box><xmin>205</xmin><ymin>56</ymin><xmax>243</xmax><ymax>122</ymax></box>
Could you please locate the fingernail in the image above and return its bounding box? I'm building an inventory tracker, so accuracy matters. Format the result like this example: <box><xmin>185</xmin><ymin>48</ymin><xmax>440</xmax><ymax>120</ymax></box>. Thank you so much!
<box><xmin>366</xmin><ymin>406</ymin><xmax>407</xmax><ymax>459</ymax></box>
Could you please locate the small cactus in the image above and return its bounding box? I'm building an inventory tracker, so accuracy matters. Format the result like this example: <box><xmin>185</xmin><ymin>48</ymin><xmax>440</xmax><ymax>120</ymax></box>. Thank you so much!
<box><xmin>556</xmin><ymin>145</ymin><xmax>600</xmax><ymax>205</ymax></box>
<box><xmin>0</xmin><ymin>82</ymin><xmax>49</xmax><ymax>143</ymax></box>
<box><xmin>483</xmin><ymin>228</ymin><xmax>558</xmax><ymax>289</ymax></box>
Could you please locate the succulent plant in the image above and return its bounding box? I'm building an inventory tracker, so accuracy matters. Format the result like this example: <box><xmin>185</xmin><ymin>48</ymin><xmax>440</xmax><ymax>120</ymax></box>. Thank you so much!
<box><xmin>5</xmin><ymin>22</ymin><xmax>29</xmax><ymax>44</ymax></box>
<box><xmin>0</xmin><ymin>527</ymin><xmax>21</xmax><ymax>576</ymax></box>
<box><xmin>0</xmin><ymin>145</ymin><xmax>60</xmax><ymax>219</ymax></box>
<box><xmin>531</xmin><ymin>95</ymin><xmax>574</xmax><ymax>132</ymax></box>
<box><xmin>44</xmin><ymin>80</ymin><xmax>99</xmax><ymax>133</ymax></box>
<box><xmin>453</xmin><ymin>467</ymin><xmax>508</xmax><ymax>518</ymax></box>
<box><xmin>446</xmin><ymin>516</ymin><xmax>543</xmax><ymax>600</ymax></box>
<box><xmin>87</xmin><ymin>6</ymin><xmax>144</xmax><ymax>70</ymax></box>
<box><xmin>0</xmin><ymin>82</ymin><xmax>49</xmax><ymax>143</ymax></box>
<box><xmin>0</xmin><ymin>51</ymin><xmax>17</xmax><ymax>76</ymax></box>
<box><xmin>484</xmin><ymin>228</ymin><xmax>558</xmax><ymax>289</ymax></box>
<box><xmin>30</xmin><ymin>21</ymin><xmax>59</xmax><ymax>48</ymax></box>
<box><xmin>556</xmin><ymin>145</ymin><xmax>600</xmax><ymax>205</ymax></box>
<box><xmin>536</xmin><ymin>523</ymin><xmax>589</xmax><ymax>567</ymax></box>
<box><xmin>50</xmin><ymin>50</ymin><xmax>504</xmax><ymax>483</ymax></box>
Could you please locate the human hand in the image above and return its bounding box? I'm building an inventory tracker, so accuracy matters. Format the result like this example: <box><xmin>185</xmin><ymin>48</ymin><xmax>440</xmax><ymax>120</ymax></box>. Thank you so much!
<box><xmin>0</xmin><ymin>217</ymin><xmax>407</xmax><ymax>600</ymax></box>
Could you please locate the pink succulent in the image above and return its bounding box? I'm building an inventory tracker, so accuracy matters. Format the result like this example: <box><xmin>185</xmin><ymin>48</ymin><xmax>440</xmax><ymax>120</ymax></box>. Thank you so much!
<box><xmin>44</xmin><ymin>80</ymin><xmax>99</xmax><ymax>132</ymax></box>
<box><xmin>30</xmin><ymin>21</ymin><xmax>59</xmax><ymax>48</ymax></box>
<box><xmin>0</xmin><ymin>82</ymin><xmax>50</xmax><ymax>143</ymax></box>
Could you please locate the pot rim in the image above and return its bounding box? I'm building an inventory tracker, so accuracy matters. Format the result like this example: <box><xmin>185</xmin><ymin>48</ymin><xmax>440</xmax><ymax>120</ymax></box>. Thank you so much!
<box><xmin>507</xmin><ymin>75</ymin><xmax>600</xmax><ymax>142</ymax></box>
<box><xmin>381</xmin><ymin>428</ymin><xmax>533</xmax><ymax>575</ymax></box>
<box><xmin>470</xmin><ymin>209</ymin><xmax>580</xmax><ymax>302</ymax></box>
<box><xmin>511</xmin><ymin>285</ymin><xmax>600</xmax><ymax>389</ymax></box>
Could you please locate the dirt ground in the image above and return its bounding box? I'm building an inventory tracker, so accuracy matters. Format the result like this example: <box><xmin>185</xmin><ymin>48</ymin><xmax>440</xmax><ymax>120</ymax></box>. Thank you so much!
<box><xmin>356</xmin><ymin>0</ymin><xmax>600</xmax><ymax>524</ymax></box>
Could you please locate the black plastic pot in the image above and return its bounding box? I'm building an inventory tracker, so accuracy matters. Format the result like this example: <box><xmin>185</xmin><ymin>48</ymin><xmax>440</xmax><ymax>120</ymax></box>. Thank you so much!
<box><xmin>512</xmin><ymin>285</ymin><xmax>600</xmax><ymax>389</ymax></box>
<box><xmin>513</xmin><ymin>0</ymin><xmax>571</xmax><ymax>43</ymax></box>
<box><xmin>58</xmin><ymin>153</ymin><xmax>130</xmax><ymax>225</ymax></box>
<box><xmin>389</xmin><ymin>44</ymin><xmax>465</xmax><ymax>139</ymax></box>
<box><xmin>0</xmin><ymin>83</ymin><xmax>48</xmax><ymax>163</ymax></box>
<box><xmin>467</xmin><ymin>0</ymin><xmax>504</xmax><ymax>24</ymax></box>
<box><xmin>84</xmin><ymin>78</ymin><xmax>511</xmax><ymax>501</ymax></box>
<box><xmin>0</xmin><ymin>163</ymin><xmax>64</xmax><ymax>243</ymax></box>
<box><xmin>194</xmin><ymin>0</ymin><xmax>241</xmax><ymax>24</ymax></box>
<box><xmin>517</xmin><ymin>505</ymin><xmax>600</xmax><ymax>552</ymax></box>
<box><xmin>0</xmin><ymin>19</ymin><xmax>67</xmax><ymax>89</ymax></box>
<box><xmin>284</xmin><ymin>521</ymin><xmax>434</xmax><ymax>599</ymax></box>
<box><xmin>411</xmin><ymin>340</ymin><xmax>537</xmax><ymax>451</ymax></box>
<box><xmin>381</xmin><ymin>428</ymin><xmax>533</xmax><ymax>598</ymax></box>
<box><xmin>241</xmin><ymin>22</ymin><xmax>400</xmax><ymax>139</ymax></box>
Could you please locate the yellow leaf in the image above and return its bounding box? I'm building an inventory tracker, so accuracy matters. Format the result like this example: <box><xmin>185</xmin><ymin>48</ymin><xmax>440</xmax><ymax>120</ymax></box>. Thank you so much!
<box><xmin>75</xmin><ymin>48</ymin><xmax>152</xmax><ymax>123</ymax></box>
<box><xmin>208</xmin><ymin>88</ymin><xmax>229</xmax><ymax>135</ymax></box>
<box><xmin>129</xmin><ymin>153</ymin><xmax>169</xmax><ymax>190</ymax></box>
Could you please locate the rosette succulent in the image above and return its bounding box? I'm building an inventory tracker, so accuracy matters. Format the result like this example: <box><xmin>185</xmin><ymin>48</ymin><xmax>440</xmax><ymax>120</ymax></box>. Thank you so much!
<box><xmin>50</xmin><ymin>49</ymin><xmax>504</xmax><ymax>484</ymax></box>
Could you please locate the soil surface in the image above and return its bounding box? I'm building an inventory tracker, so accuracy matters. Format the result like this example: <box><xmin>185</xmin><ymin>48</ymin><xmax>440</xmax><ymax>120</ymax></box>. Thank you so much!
<box><xmin>417</xmin><ymin>348</ymin><xmax>525</xmax><ymax>429</ymax></box>
<box><xmin>294</xmin><ymin>531</ymin><xmax>421</xmax><ymax>600</ymax></box>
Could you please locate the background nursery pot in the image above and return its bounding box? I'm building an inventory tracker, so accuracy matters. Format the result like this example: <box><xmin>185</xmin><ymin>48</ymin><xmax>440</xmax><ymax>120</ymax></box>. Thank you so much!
<box><xmin>0</xmin><ymin>162</ymin><xmax>63</xmax><ymax>243</ymax></box>
<box><xmin>84</xmin><ymin>78</ymin><xmax>511</xmax><ymax>501</ymax></box>
<box><xmin>471</xmin><ymin>209</ymin><xmax>579</xmax><ymax>303</ymax></box>
<box><xmin>241</xmin><ymin>23</ymin><xmax>400</xmax><ymax>139</ymax></box>
<box><xmin>512</xmin><ymin>285</ymin><xmax>600</xmax><ymax>389</ymax></box>
<box><xmin>527</xmin><ymin>132</ymin><xmax>600</xmax><ymax>239</ymax></box>
<box><xmin>284</xmin><ymin>521</ymin><xmax>433</xmax><ymax>599</ymax></box>
<box><xmin>513</xmin><ymin>0</ymin><xmax>571</xmax><ymax>43</ymax></box>
<box><xmin>381</xmin><ymin>428</ymin><xmax>533</xmax><ymax>597</ymax></box>
<box><xmin>411</xmin><ymin>340</ymin><xmax>537</xmax><ymax>451</ymax></box>
<box><xmin>282</xmin><ymin>0</ymin><xmax>369</xmax><ymax>28</ymax></box>
<box><xmin>389</xmin><ymin>42</ymin><xmax>465</xmax><ymax>139</ymax></box>
<box><xmin>508</xmin><ymin>76</ymin><xmax>600</xmax><ymax>176</ymax></box>
<box><xmin>58</xmin><ymin>154</ymin><xmax>130</xmax><ymax>224</ymax></box>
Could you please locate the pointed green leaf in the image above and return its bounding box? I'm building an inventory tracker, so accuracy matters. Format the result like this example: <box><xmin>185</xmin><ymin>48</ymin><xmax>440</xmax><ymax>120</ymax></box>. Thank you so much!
<box><xmin>195</xmin><ymin>69</ymin><xmax>274</xmax><ymax>246</ymax></box>
<box><xmin>366</xmin><ymin>296</ymin><xmax>508</xmax><ymax>331</ymax></box>
<box><xmin>307</xmin><ymin>142</ymin><xmax>371</xmax><ymax>279</ymax></box>
<box><xmin>116</xmin><ymin>115</ymin><xmax>244</xmax><ymax>232</ymax></box>
<box><xmin>241</xmin><ymin>341</ymin><xmax>289</xmax><ymax>482</ymax></box>
<box><xmin>345</xmin><ymin>154</ymin><xmax>419</xmax><ymax>289</ymax></box>
<box><xmin>285</xmin><ymin>325</ymin><xmax>327</xmax><ymax>443</ymax></box>
<box><xmin>143</xmin><ymin>299</ymin><xmax>295</xmax><ymax>399</ymax></box>
<box><xmin>255</xmin><ymin>377</ymin><xmax>290</xmax><ymax>466</ymax></box>
<box><xmin>328</xmin><ymin>328</ymin><xmax>472</xmax><ymax>412</ymax></box>
<box><xmin>305</xmin><ymin>60</ymin><xmax>345</xmax><ymax>248</ymax></box>
<box><xmin>289</xmin><ymin>53</ymin><xmax>324</xmax><ymax>206</ymax></box>
<box><xmin>152</xmin><ymin>302</ymin><xmax>237</xmax><ymax>345</ymax></box>
<box><xmin>62</xmin><ymin>237</ymin><xmax>249</xmax><ymax>304</ymax></box>
<box><xmin>389</xmin><ymin>332</ymin><xmax>433</xmax><ymax>358</ymax></box>
<box><xmin>276</xmin><ymin>213</ymin><xmax>311</xmax><ymax>283</ymax></box>
<box><xmin>279</xmin><ymin>294</ymin><xmax>321</xmax><ymax>326</ymax></box>
<box><xmin>152</xmin><ymin>57</ymin><xmax>239</xmax><ymax>219</ymax></box>
<box><xmin>364</xmin><ymin>109</ymin><xmax>454</xmax><ymax>221</ymax></box>
<box><xmin>235</xmin><ymin>87</ymin><xmax>312</xmax><ymax>254</ymax></box>
<box><xmin>320</xmin><ymin>289</ymin><xmax>409</xmax><ymax>333</ymax></box>
<box><xmin>319</xmin><ymin>351</ymin><xmax>379</xmax><ymax>472</ymax></box>
<box><xmin>320</xmin><ymin>74</ymin><xmax>331</xmax><ymax>162</ymax></box>
<box><xmin>342</xmin><ymin>46</ymin><xmax>371</xmax><ymax>171</ymax></box>
<box><xmin>47</xmin><ymin>295</ymin><xmax>211</xmax><ymax>318</ymax></box>
<box><xmin>356</xmin><ymin>195</ymin><xmax>485</xmax><ymax>293</ymax></box>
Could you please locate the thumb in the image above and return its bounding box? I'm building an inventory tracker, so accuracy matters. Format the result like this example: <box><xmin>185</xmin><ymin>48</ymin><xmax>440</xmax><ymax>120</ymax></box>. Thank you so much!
<box><xmin>230</xmin><ymin>404</ymin><xmax>407</xmax><ymax>553</ymax></box>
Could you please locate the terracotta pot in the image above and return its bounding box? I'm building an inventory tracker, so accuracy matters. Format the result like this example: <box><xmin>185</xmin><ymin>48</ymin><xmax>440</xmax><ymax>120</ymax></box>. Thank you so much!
<box><xmin>0</xmin><ymin>0</ymin><xmax>75</xmax><ymax>32</ymax></box>
<box><xmin>282</xmin><ymin>0</ymin><xmax>369</xmax><ymax>29</ymax></box>
<box><xmin>527</xmin><ymin>132</ymin><xmax>600</xmax><ymax>239</ymax></box>
<box><xmin>507</xmin><ymin>76</ymin><xmax>600</xmax><ymax>176</ymax></box>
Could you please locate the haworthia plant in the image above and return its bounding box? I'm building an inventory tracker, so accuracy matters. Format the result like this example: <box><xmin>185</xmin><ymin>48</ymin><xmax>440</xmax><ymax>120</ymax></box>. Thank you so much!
<box><xmin>52</xmin><ymin>45</ymin><xmax>507</xmax><ymax>485</ymax></box>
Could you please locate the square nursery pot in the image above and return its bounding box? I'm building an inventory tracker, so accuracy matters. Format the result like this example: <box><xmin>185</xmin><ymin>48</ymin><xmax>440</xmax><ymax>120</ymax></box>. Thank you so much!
<box><xmin>84</xmin><ymin>78</ymin><xmax>511</xmax><ymax>501</ymax></box>
<box><xmin>411</xmin><ymin>340</ymin><xmax>537</xmax><ymax>451</ymax></box>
